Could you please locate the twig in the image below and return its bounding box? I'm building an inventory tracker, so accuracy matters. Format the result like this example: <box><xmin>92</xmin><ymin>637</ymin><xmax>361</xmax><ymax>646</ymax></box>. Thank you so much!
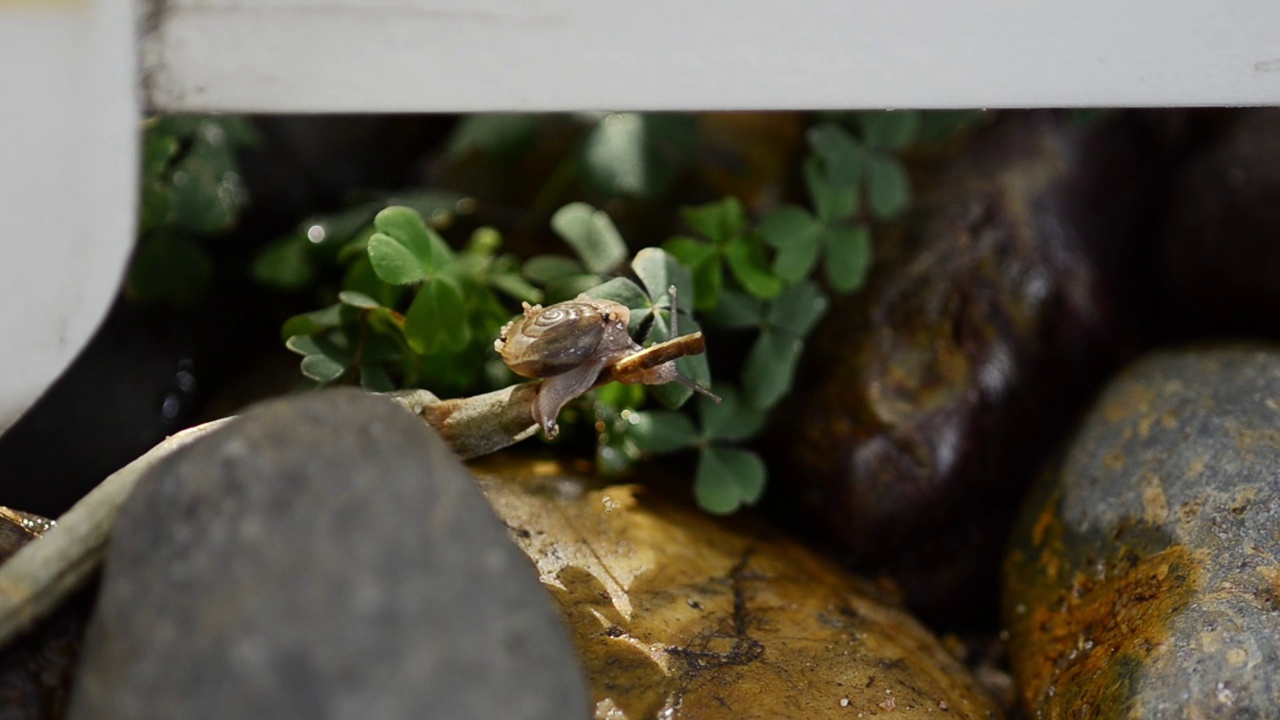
<box><xmin>0</xmin><ymin>332</ymin><xmax>709</xmax><ymax>648</ymax></box>
<box><xmin>0</xmin><ymin>418</ymin><xmax>234</xmax><ymax>645</ymax></box>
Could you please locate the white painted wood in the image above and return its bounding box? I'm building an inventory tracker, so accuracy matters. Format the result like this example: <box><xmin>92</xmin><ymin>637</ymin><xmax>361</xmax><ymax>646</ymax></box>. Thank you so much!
<box><xmin>146</xmin><ymin>0</ymin><xmax>1280</xmax><ymax>112</ymax></box>
<box><xmin>0</xmin><ymin>2</ymin><xmax>138</xmax><ymax>433</ymax></box>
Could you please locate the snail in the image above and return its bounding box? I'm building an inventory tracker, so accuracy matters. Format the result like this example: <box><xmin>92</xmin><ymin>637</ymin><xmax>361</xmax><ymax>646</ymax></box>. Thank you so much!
<box><xmin>494</xmin><ymin>289</ymin><xmax>717</xmax><ymax>438</ymax></box>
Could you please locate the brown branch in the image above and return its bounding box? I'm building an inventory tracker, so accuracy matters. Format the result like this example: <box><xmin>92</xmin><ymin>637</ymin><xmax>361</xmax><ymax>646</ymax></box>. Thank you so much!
<box><xmin>0</xmin><ymin>331</ymin><xmax>711</xmax><ymax>649</ymax></box>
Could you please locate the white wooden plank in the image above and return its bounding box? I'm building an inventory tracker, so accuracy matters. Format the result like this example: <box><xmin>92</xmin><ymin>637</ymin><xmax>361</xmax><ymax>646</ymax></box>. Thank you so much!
<box><xmin>145</xmin><ymin>0</ymin><xmax>1280</xmax><ymax>112</ymax></box>
<box><xmin>0</xmin><ymin>2</ymin><xmax>138</xmax><ymax>433</ymax></box>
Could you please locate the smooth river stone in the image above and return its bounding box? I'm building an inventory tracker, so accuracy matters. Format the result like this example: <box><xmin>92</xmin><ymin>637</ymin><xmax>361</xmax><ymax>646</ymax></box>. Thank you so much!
<box><xmin>1004</xmin><ymin>347</ymin><xmax>1280</xmax><ymax>718</ymax></box>
<box><xmin>68</xmin><ymin>388</ymin><xmax>589</xmax><ymax>720</ymax></box>
<box><xmin>768</xmin><ymin>112</ymin><xmax>1147</xmax><ymax>623</ymax></box>
<box><xmin>471</xmin><ymin>455</ymin><xmax>1004</xmax><ymax>719</ymax></box>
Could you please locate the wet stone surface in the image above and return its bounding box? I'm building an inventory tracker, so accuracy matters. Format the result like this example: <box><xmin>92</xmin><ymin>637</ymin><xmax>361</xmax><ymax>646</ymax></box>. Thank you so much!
<box><xmin>1003</xmin><ymin>347</ymin><xmax>1280</xmax><ymax>718</ymax></box>
<box><xmin>471</xmin><ymin>456</ymin><xmax>1004</xmax><ymax>719</ymax></box>
<box><xmin>68</xmin><ymin>388</ymin><xmax>589</xmax><ymax>720</ymax></box>
<box><xmin>0</xmin><ymin>508</ymin><xmax>90</xmax><ymax>720</ymax></box>
<box><xmin>769</xmin><ymin>113</ymin><xmax>1144</xmax><ymax>623</ymax></box>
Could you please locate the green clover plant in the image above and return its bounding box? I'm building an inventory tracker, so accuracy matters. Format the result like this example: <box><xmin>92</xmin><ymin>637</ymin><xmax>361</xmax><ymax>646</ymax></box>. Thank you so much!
<box><xmin>270</xmin><ymin>111</ymin><xmax>985</xmax><ymax>514</ymax></box>
<box><xmin>128</xmin><ymin>116</ymin><xmax>258</xmax><ymax>307</ymax></box>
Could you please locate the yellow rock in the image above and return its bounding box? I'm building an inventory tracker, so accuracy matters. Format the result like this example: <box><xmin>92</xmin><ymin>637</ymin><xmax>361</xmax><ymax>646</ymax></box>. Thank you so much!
<box><xmin>471</xmin><ymin>456</ymin><xmax>1002</xmax><ymax>719</ymax></box>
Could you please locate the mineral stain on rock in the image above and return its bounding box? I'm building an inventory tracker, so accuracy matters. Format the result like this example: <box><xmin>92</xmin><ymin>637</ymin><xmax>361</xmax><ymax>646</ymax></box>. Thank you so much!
<box><xmin>472</xmin><ymin>456</ymin><xmax>1003</xmax><ymax>719</ymax></box>
<box><xmin>1003</xmin><ymin>347</ymin><xmax>1280</xmax><ymax>718</ymax></box>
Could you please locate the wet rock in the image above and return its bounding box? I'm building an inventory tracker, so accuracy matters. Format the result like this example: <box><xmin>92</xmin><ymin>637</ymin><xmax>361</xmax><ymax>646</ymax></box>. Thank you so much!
<box><xmin>769</xmin><ymin>113</ymin><xmax>1147</xmax><ymax>623</ymax></box>
<box><xmin>0</xmin><ymin>508</ymin><xmax>91</xmax><ymax>720</ymax></box>
<box><xmin>1157</xmin><ymin>110</ymin><xmax>1280</xmax><ymax>337</ymax></box>
<box><xmin>1004</xmin><ymin>347</ymin><xmax>1280</xmax><ymax>718</ymax></box>
<box><xmin>471</xmin><ymin>456</ymin><xmax>1003</xmax><ymax>719</ymax></box>
<box><xmin>68</xmin><ymin>389</ymin><xmax>589</xmax><ymax>720</ymax></box>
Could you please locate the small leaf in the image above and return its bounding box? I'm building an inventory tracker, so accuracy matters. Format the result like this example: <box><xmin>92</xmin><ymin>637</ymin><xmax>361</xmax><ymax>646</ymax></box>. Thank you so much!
<box><xmin>489</xmin><ymin>272</ymin><xmax>544</xmax><ymax>304</ymax></box>
<box><xmin>367</xmin><ymin>233</ymin><xmax>426</xmax><ymax>285</ymax></box>
<box><xmin>723</xmin><ymin>233</ymin><xmax>784</xmax><ymax>299</ymax></box>
<box><xmin>403</xmin><ymin>278</ymin><xmax>469</xmax><ymax>354</ymax></box>
<box><xmin>866</xmin><ymin>155</ymin><xmax>912</xmax><ymax>219</ymax></box>
<box><xmin>285</xmin><ymin>334</ymin><xmax>326</xmax><ymax>358</ymax></box>
<box><xmin>342</xmin><ymin>256</ymin><xmax>402</xmax><ymax>308</ymax></box>
<box><xmin>300</xmin><ymin>354</ymin><xmax>346</xmax><ymax>383</ymax></box>
<box><xmin>759</xmin><ymin>206</ymin><xmax>818</xmax><ymax>248</ymax></box>
<box><xmin>742</xmin><ymin>331</ymin><xmax>805</xmax><ymax>410</ymax></box>
<box><xmin>705</xmin><ymin>290</ymin><xmax>764</xmax><ymax>329</ymax></box>
<box><xmin>431</xmin><ymin>278</ymin><xmax>470</xmax><ymax>351</ymax></box>
<box><xmin>694</xmin><ymin>446</ymin><xmax>767</xmax><ymax>515</ymax></box>
<box><xmin>142</xmin><ymin>133</ymin><xmax>179</xmax><ymax>179</ymax></box>
<box><xmin>580</xmin><ymin>113</ymin><xmax>647</xmax><ymax>197</ymax></box>
<box><xmin>465</xmin><ymin>226</ymin><xmax>503</xmax><ymax>257</ymax></box>
<box><xmin>280</xmin><ymin>304</ymin><xmax>343</xmax><ymax>341</ymax></box>
<box><xmin>630</xmin><ymin>411</ymin><xmax>700</xmax><ymax>453</ymax></box>
<box><xmin>804</xmin><ymin>157</ymin><xmax>859</xmax><ymax>221</ymax></box>
<box><xmin>767</xmin><ymin>281</ymin><xmax>830</xmax><ymax>337</ymax></box>
<box><xmin>807</xmin><ymin>123</ymin><xmax>866</xmax><ymax>186</ymax></box>
<box><xmin>916</xmin><ymin>110</ymin><xmax>985</xmax><ymax>144</ymax></box>
<box><xmin>824</xmin><ymin>224</ymin><xmax>873</xmax><ymax>293</ymax></box>
<box><xmin>594</xmin><ymin>382</ymin><xmax>647</xmax><ymax>410</ymax></box>
<box><xmin>551</xmin><ymin>202</ymin><xmax>628</xmax><ymax>274</ymax></box>
<box><xmin>761</xmin><ymin>206</ymin><xmax>822</xmax><ymax>283</ymax></box>
<box><xmin>374</xmin><ymin>206</ymin><xmax>453</xmax><ymax>270</ymax></box>
<box><xmin>699</xmin><ymin>387</ymin><xmax>766</xmax><ymax>442</ymax></box>
<box><xmin>681</xmin><ymin>197</ymin><xmax>746</xmax><ymax>244</ymax></box>
<box><xmin>633</xmin><ymin>247</ymin><xmax>694</xmax><ymax>311</ymax></box>
<box><xmin>139</xmin><ymin>181</ymin><xmax>172</xmax><ymax>235</ymax></box>
<box><xmin>584</xmin><ymin>277</ymin><xmax>650</xmax><ymax>313</ymax></box>
<box><xmin>167</xmin><ymin>136</ymin><xmax>244</xmax><ymax>235</ymax></box>
<box><xmin>580</xmin><ymin>113</ymin><xmax>696</xmax><ymax>198</ymax></box>
<box><xmin>544</xmin><ymin>274</ymin><xmax>606</xmax><ymax>304</ymax></box>
<box><xmin>858</xmin><ymin>111</ymin><xmax>920</xmax><ymax>150</ymax></box>
<box><xmin>522</xmin><ymin>255</ymin><xmax>584</xmax><ymax>284</ymax></box>
<box><xmin>446</xmin><ymin>113</ymin><xmax>539</xmax><ymax>157</ymax></box>
<box><xmin>360</xmin><ymin>364</ymin><xmax>396</xmax><ymax>392</ymax></box>
<box><xmin>252</xmin><ymin>236</ymin><xmax>316</xmax><ymax>291</ymax></box>
<box><xmin>662</xmin><ymin>236</ymin><xmax>722</xmax><ymax>310</ymax></box>
<box><xmin>338</xmin><ymin>290</ymin><xmax>381</xmax><ymax>309</ymax></box>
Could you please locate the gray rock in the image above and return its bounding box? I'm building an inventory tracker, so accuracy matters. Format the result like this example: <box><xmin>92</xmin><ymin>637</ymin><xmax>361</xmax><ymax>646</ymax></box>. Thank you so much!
<box><xmin>1004</xmin><ymin>347</ymin><xmax>1280</xmax><ymax>718</ymax></box>
<box><xmin>68</xmin><ymin>388</ymin><xmax>589</xmax><ymax>720</ymax></box>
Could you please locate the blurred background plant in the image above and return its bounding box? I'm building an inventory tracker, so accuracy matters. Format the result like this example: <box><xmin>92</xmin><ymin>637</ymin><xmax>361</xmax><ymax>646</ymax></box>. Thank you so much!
<box><xmin>134</xmin><ymin>109</ymin><xmax>986</xmax><ymax>513</ymax></box>
<box><xmin>128</xmin><ymin>116</ymin><xmax>259</xmax><ymax>307</ymax></box>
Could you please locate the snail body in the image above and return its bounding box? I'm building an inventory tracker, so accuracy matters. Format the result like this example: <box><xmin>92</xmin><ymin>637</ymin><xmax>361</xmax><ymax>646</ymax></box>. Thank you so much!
<box><xmin>495</xmin><ymin>298</ymin><xmax>641</xmax><ymax>437</ymax></box>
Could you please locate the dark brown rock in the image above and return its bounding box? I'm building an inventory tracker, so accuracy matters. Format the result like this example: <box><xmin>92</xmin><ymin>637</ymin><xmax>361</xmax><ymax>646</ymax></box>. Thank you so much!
<box><xmin>1158</xmin><ymin>110</ymin><xmax>1280</xmax><ymax>337</ymax></box>
<box><xmin>768</xmin><ymin>113</ymin><xmax>1147</xmax><ymax>623</ymax></box>
<box><xmin>1004</xmin><ymin>347</ymin><xmax>1280</xmax><ymax>718</ymax></box>
<box><xmin>0</xmin><ymin>508</ymin><xmax>90</xmax><ymax>720</ymax></box>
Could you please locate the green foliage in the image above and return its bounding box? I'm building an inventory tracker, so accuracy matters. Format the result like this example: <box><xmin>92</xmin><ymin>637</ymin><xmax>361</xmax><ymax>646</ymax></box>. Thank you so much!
<box><xmin>628</xmin><ymin>389</ymin><xmax>769</xmax><ymax>514</ymax></box>
<box><xmin>128</xmin><ymin>116</ymin><xmax>258</xmax><ymax>307</ymax></box>
<box><xmin>550</xmin><ymin>202</ymin><xmax>628</xmax><ymax>274</ymax></box>
<box><xmin>580</xmin><ymin>114</ymin><xmax>698</xmax><ymax>198</ymax></box>
<box><xmin>447</xmin><ymin>114</ymin><xmax>540</xmax><ymax>158</ymax></box>
<box><xmin>270</xmin><ymin>110</ymin><xmax>979</xmax><ymax>514</ymax></box>
<box><xmin>280</xmin><ymin>208</ymin><xmax>525</xmax><ymax>397</ymax></box>
<box><xmin>664</xmin><ymin>197</ymin><xmax>785</xmax><ymax>309</ymax></box>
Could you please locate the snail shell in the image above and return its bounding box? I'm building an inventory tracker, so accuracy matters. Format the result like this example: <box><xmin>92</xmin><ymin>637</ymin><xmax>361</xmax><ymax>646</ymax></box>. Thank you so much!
<box><xmin>495</xmin><ymin>297</ymin><xmax>637</xmax><ymax>438</ymax></box>
<box><xmin>495</xmin><ymin>298</ymin><xmax>633</xmax><ymax>378</ymax></box>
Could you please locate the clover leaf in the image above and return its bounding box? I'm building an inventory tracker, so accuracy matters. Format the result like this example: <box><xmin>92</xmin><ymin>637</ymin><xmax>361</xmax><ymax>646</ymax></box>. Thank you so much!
<box><xmin>664</xmin><ymin>197</ymin><xmax>784</xmax><ymax>307</ymax></box>
<box><xmin>628</xmin><ymin>388</ymin><xmax>769</xmax><ymax>514</ymax></box>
